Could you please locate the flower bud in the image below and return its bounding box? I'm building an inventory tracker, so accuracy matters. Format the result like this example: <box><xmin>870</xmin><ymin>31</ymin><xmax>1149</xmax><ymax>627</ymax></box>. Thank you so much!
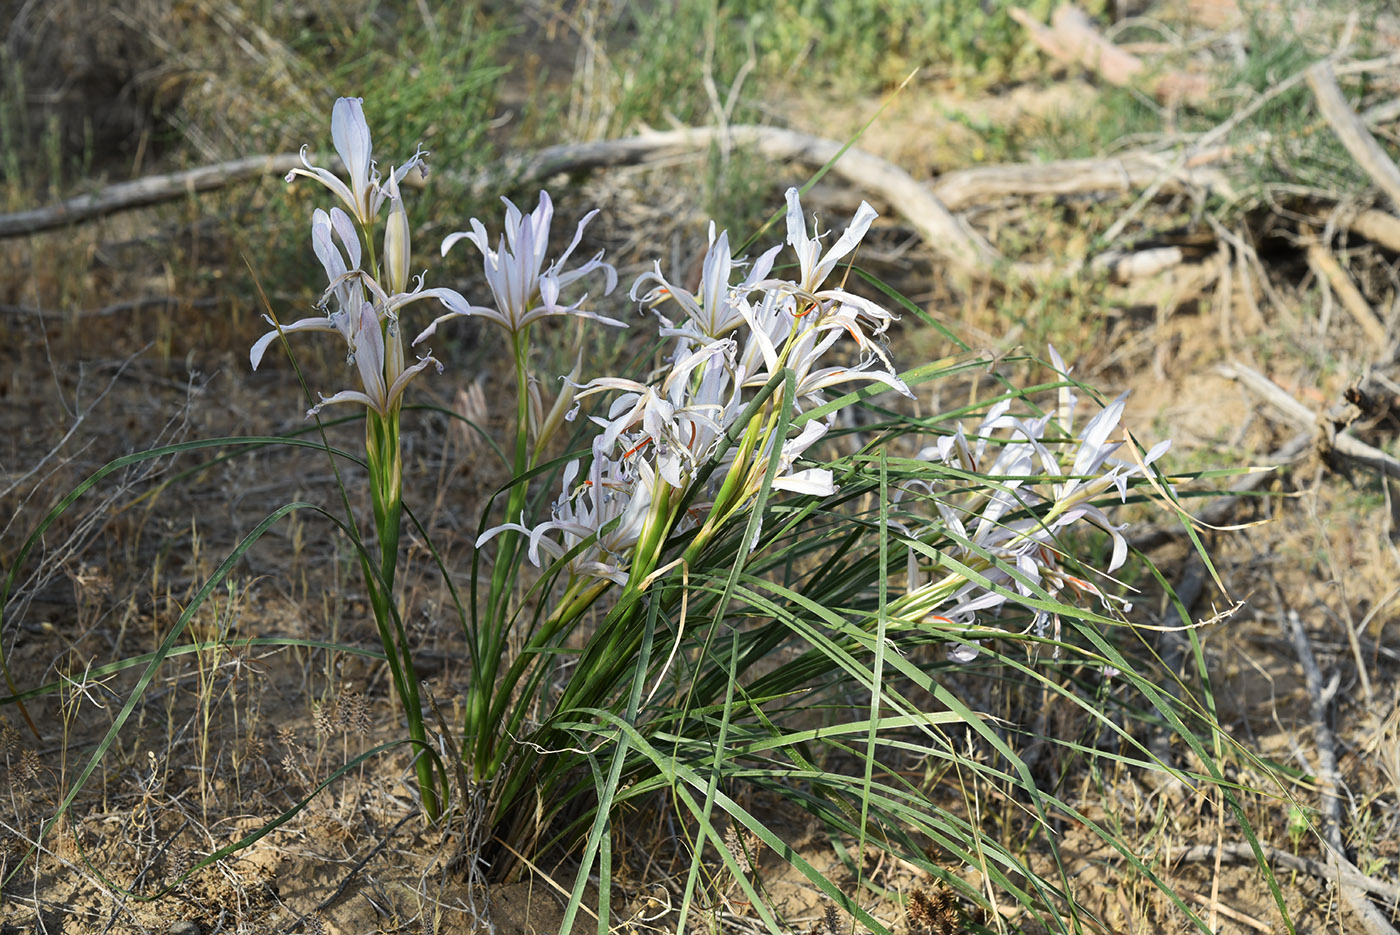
<box><xmin>535</xmin><ymin>356</ymin><xmax>582</xmax><ymax>456</ymax></box>
<box><xmin>383</xmin><ymin>170</ymin><xmax>410</xmax><ymax>295</ymax></box>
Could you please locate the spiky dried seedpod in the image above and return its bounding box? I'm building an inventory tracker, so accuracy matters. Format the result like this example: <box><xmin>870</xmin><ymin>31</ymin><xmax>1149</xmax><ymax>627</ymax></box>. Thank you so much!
<box><xmin>168</xmin><ymin>843</ymin><xmax>193</xmax><ymax>883</ymax></box>
<box><xmin>929</xmin><ymin>890</ymin><xmax>958</xmax><ymax>935</ymax></box>
<box><xmin>312</xmin><ymin>700</ymin><xmax>334</xmax><ymax>736</ymax></box>
<box><xmin>277</xmin><ymin>726</ymin><xmax>299</xmax><ymax>750</ymax></box>
<box><xmin>304</xmin><ymin>912</ymin><xmax>327</xmax><ymax>935</ymax></box>
<box><xmin>0</xmin><ymin>720</ymin><xmax>18</xmax><ymax>755</ymax></box>
<box><xmin>337</xmin><ymin>687</ymin><xmax>371</xmax><ymax>736</ymax></box>
<box><xmin>15</xmin><ymin>747</ymin><xmax>41</xmax><ymax>787</ymax></box>
<box><xmin>908</xmin><ymin>887</ymin><xmax>935</xmax><ymax>928</ymax></box>
<box><xmin>908</xmin><ymin>887</ymin><xmax>959</xmax><ymax>935</ymax></box>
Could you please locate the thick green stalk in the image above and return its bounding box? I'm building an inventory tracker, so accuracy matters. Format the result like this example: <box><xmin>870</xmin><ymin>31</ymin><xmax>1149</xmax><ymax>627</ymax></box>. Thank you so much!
<box><xmin>364</xmin><ymin>407</ymin><xmax>440</xmax><ymax>820</ymax></box>
<box><xmin>471</xmin><ymin>330</ymin><xmax>535</xmax><ymax>780</ymax></box>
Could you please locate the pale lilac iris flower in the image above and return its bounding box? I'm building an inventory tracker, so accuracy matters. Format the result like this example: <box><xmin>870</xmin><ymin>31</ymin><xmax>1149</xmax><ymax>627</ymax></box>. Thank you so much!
<box><xmin>414</xmin><ymin>191</ymin><xmax>623</xmax><ymax>342</ymax></box>
<box><xmin>285</xmin><ymin>97</ymin><xmax>426</xmax><ymax>229</ymax></box>
<box><xmin>304</xmin><ymin>303</ymin><xmax>441</xmax><ymax>418</ymax></box>
<box><xmin>478</xmin><ymin>455</ymin><xmax>657</xmax><ymax>585</ymax></box>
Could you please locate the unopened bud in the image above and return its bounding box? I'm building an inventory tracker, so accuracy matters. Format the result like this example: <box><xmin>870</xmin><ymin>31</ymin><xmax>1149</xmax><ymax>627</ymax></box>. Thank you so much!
<box><xmin>383</xmin><ymin>170</ymin><xmax>410</xmax><ymax>295</ymax></box>
<box><xmin>535</xmin><ymin>356</ymin><xmax>582</xmax><ymax>457</ymax></box>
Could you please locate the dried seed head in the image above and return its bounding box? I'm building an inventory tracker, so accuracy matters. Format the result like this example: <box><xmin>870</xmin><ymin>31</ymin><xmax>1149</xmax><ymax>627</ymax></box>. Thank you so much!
<box><xmin>168</xmin><ymin>844</ymin><xmax>193</xmax><ymax>883</ymax></box>
<box><xmin>930</xmin><ymin>890</ymin><xmax>959</xmax><ymax>935</ymax></box>
<box><xmin>909</xmin><ymin>888</ymin><xmax>933</xmax><ymax>927</ymax></box>
<box><xmin>15</xmin><ymin>747</ymin><xmax>41</xmax><ymax>787</ymax></box>
<box><xmin>312</xmin><ymin>701</ymin><xmax>334</xmax><ymax>736</ymax></box>
<box><xmin>908</xmin><ymin>887</ymin><xmax>958</xmax><ymax>935</ymax></box>
<box><xmin>337</xmin><ymin>688</ymin><xmax>371</xmax><ymax>736</ymax></box>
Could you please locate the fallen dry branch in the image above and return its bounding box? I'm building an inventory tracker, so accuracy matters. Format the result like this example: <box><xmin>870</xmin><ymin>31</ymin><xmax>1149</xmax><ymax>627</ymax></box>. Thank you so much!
<box><xmin>1308</xmin><ymin>60</ymin><xmax>1400</xmax><ymax>210</ymax></box>
<box><xmin>0</xmin><ymin>126</ymin><xmax>1238</xmax><ymax>285</ymax></box>
<box><xmin>0</xmin><ymin>128</ymin><xmax>1005</xmax><ymax>275</ymax></box>
<box><xmin>1218</xmin><ymin>361</ymin><xmax>1400</xmax><ymax>480</ymax></box>
<box><xmin>0</xmin><ymin>154</ymin><xmax>303</xmax><ymax>238</ymax></box>
<box><xmin>0</xmin><ymin>296</ymin><xmax>220</xmax><ymax>321</ymax></box>
<box><xmin>931</xmin><ymin>152</ymin><xmax>1233</xmax><ymax>211</ymax></box>
<box><xmin>1284</xmin><ymin>609</ymin><xmax>1400</xmax><ymax>935</ymax></box>
<box><xmin>1171</xmin><ymin>841</ymin><xmax>1400</xmax><ymax>904</ymax></box>
<box><xmin>1010</xmin><ymin>4</ymin><xmax>1211</xmax><ymax>103</ymax></box>
<box><xmin>1305</xmin><ymin>241</ymin><xmax>1391</xmax><ymax>350</ymax></box>
<box><xmin>566</xmin><ymin>126</ymin><xmax>1003</xmax><ymax>275</ymax></box>
<box><xmin>1347</xmin><ymin>209</ymin><xmax>1400</xmax><ymax>254</ymax></box>
<box><xmin>18</xmin><ymin>122</ymin><xmax>1400</xmax><ymax>291</ymax></box>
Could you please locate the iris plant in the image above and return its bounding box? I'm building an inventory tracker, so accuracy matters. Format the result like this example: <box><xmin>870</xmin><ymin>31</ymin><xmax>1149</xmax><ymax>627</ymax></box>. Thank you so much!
<box><xmin>255</xmin><ymin>97</ymin><xmax>458</xmax><ymax>819</ymax></box>
<box><xmin>254</xmin><ymin>98</ymin><xmax>1173</xmax><ymax>852</ymax></box>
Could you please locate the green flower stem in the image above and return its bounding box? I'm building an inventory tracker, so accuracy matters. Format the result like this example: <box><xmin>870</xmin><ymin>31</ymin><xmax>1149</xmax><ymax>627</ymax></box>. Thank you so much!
<box><xmin>364</xmin><ymin>407</ymin><xmax>440</xmax><ymax>821</ymax></box>
<box><xmin>471</xmin><ymin>330</ymin><xmax>535</xmax><ymax>778</ymax></box>
<box><xmin>366</xmin><ymin>409</ymin><xmax>402</xmax><ymax>594</ymax></box>
<box><xmin>481</xmin><ymin>576</ymin><xmax>617</xmax><ymax>782</ymax></box>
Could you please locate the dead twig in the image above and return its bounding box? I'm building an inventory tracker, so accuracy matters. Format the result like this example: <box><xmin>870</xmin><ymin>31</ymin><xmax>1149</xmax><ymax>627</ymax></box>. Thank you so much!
<box><xmin>1308</xmin><ymin>59</ymin><xmax>1400</xmax><ymax>210</ymax></box>
<box><xmin>1305</xmin><ymin>241</ymin><xmax>1392</xmax><ymax>351</ymax></box>
<box><xmin>1010</xmin><ymin>4</ymin><xmax>1211</xmax><ymax>103</ymax></box>
<box><xmin>1284</xmin><ymin>609</ymin><xmax>1400</xmax><ymax>935</ymax></box>
<box><xmin>1217</xmin><ymin>361</ymin><xmax>1400</xmax><ymax>480</ymax></box>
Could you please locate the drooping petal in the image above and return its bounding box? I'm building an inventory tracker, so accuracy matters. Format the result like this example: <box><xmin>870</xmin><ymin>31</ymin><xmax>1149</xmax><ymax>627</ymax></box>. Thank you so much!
<box><xmin>307</xmin><ymin>388</ymin><xmax>376</xmax><ymax>417</ymax></box>
<box><xmin>772</xmin><ymin>468</ymin><xmax>835</xmax><ymax>496</ymax></box>
<box><xmin>250</xmin><ymin>314</ymin><xmax>343</xmax><ymax>369</ymax></box>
